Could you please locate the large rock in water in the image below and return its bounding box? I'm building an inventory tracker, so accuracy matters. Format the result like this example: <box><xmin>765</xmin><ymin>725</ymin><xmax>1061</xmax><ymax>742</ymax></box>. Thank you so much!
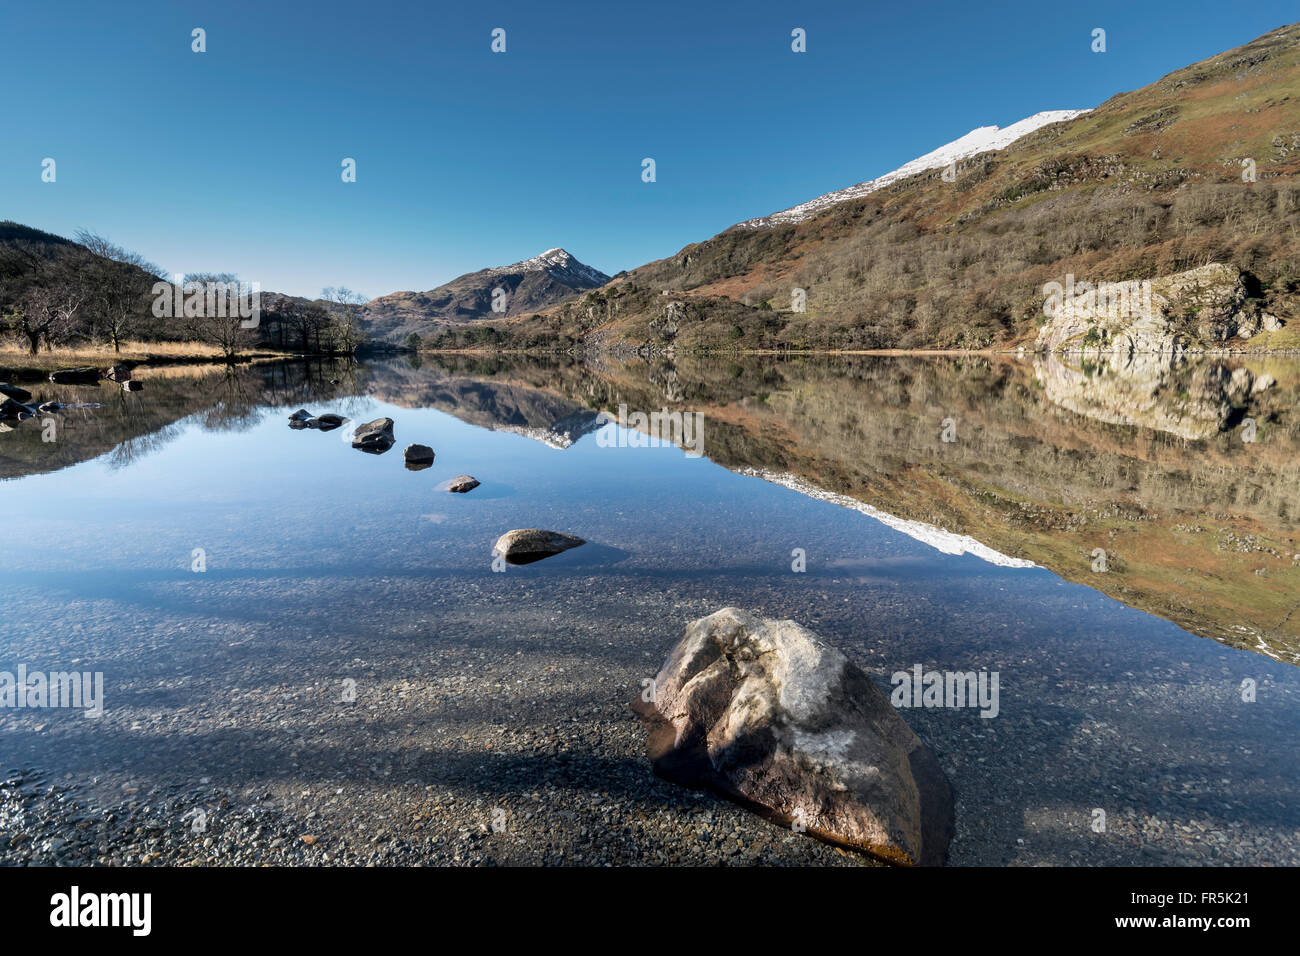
<box><xmin>0</xmin><ymin>383</ymin><xmax>33</xmax><ymax>403</ymax></box>
<box><xmin>492</xmin><ymin>529</ymin><xmax>584</xmax><ymax>564</ymax></box>
<box><xmin>351</xmin><ymin>417</ymin><xmax>395</xmax><ymax>453</ymax></box>
<box><xmin>634</xmin><ymin>608</ymin><xmax>955</xmax><ymax>866</ymax></box>
<box><xmin>403</xmin><ymin>443</ymin><xmax>436</xmax><ymax>468</ymax></box>
<box><xmin>446</xmin><ymin>475</ymin><xmax>480</xmax><ymax>493</ymax></box>
<box><xmin>48</xmin><ymin>367</ymin><xmax>101</xmax><ymax>385</ymax></box>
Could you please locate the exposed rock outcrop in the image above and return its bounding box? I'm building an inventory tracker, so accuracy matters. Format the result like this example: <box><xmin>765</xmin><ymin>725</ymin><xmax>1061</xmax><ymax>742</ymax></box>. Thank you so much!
<box><xmin>1036</xmin><ymin>264</ymin><xmax>1269</xmax><ymax>355</ymax></box>
<box><xmin>633</xmin><ymin>607</ymin><xmax>955</xmax><ymax>866</ymax></box>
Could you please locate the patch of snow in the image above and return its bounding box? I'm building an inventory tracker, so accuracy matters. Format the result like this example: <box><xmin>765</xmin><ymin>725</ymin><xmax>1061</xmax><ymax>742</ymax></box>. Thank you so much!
<box><xmin>736</xmin><ymin>109</ymin><xmax>1091</xmax><ymax>229</ymax></box>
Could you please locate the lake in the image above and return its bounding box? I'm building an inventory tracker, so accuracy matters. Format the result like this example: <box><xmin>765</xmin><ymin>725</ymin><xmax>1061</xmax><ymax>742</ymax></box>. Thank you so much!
<box><xmin>1</xmin><ymin>351</ymin><xmax>1298</xmax><ymax>865</ymax></box>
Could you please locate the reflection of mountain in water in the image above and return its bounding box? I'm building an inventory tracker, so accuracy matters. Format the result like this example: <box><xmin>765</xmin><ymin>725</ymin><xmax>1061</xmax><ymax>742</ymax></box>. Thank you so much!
<box><xmin>413</xmin><ymin>352</ymin><xmax>1300</xmax><ymax>667</ymax></box>
<box><xmin>360</xmin><ymin>360</ymin><xmax>606</xmax><ymax>449</ymax></box>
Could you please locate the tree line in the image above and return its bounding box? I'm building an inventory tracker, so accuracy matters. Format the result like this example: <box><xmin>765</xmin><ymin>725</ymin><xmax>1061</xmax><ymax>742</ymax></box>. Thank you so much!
<box><xmin>0</xmin><ymin>223</ymin><xmax>368</xmax><ymax>360</ymax></box>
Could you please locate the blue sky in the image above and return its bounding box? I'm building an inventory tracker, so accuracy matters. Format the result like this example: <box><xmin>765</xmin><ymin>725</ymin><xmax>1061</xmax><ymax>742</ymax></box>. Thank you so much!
<box><xmin>2</xmin><ymin>0</ymin><xmax>1295</xmax><ymax>298</ymax></box>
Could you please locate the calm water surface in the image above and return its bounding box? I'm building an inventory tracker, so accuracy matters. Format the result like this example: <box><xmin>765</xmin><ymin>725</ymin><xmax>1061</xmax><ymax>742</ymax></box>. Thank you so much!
<box><xmin>2</xmin><ymin>354</ymin><xmax>1297</xmax><ymax>864</ymax></box>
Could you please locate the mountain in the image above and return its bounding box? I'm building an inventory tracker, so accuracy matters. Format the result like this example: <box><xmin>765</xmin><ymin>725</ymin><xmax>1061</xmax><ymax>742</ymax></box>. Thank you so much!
<box><xmin>363</xmin><ymin>248</ymin><xmax>609</xmax><ymax>345</ymax></box>
<box><xmin>433</xmin><ymin>23</ymin><xmax>1300</xmax><ymax>353</ymax></box>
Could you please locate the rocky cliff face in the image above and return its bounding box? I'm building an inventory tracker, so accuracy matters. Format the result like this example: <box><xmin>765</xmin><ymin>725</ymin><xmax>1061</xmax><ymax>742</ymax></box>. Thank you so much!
<box><xmin>1035</xmin><ymin>263</ymin><xmax>1285</xmax><ymax>356</ymax></box>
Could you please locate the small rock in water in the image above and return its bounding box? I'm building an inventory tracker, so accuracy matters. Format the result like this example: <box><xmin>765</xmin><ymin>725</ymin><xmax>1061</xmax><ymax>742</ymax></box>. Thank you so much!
<box><xmin>103</xmin><ymin>364</ymin><xmax>132</xmax><ymax>383</ymax></box>
<box><xmin>37</xmin><ymin>402</ymin><xmax>62</xmax><ymax>413</ymax></box>
<box><xmin>288</xmin><ymin>409</ymin><xmax>314</xmax><ymax>422</ymax></box>
<box><xmin>352</xmin><ymin>418</ymin><xmax>395</xmax><ymax>453</ymax></box>
<box><xmin>492</xmin><ymin>529</ymin><xmax>585</xmax><ymax>564</ymax></box>
<box><xmin>633</xmin><ymin>607</ymin><xmax>955</xmax><ymax>866</ymax></box>
<box><xmin>404</xmin><ymin>443</ymin><xmax>436</xmax><ymax>469</ymax></box>
<box><xmin>446</xmin><ymin>475</ymin><xmax>480</xmax><ymax>493</ymax></box>
<box><xmin>313</xmin><ymin>413</ymin><xmax>346</xmax><ymax>431</ymax></box>
<box><xmin>121</xmin><ymin>380</ymin><xmax>144</xmax><ymax>392</ymax></box>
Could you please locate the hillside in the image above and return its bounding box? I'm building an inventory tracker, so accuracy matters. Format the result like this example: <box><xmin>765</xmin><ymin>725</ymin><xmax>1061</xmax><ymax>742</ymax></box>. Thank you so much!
<box><xmin>434</xmin><ymin>23</ymin><xmax>1300</xmax><ymax>352</ymax></box>
<box><xmin>364</xmin><ymin>248</ymin><xmax>609</xmax><ymax>345</ymax></box>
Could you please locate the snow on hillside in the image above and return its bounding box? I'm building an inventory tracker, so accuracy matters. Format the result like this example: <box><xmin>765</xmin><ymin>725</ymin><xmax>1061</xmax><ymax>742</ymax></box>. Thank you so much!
<box><xmin>737</xmin><ymin>109</ymin><xmax>1091</xmax><ymax>229</ymax></box>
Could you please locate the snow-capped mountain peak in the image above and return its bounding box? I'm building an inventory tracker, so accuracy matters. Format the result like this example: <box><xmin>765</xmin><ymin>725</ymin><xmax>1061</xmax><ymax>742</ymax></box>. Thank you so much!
<box><xmin>489</xmin><ymin>248</ymin><xmax>610</xmax><ymax>287</ymax></box>
<box><xmin>737</xmin><ymin>109</ymin><xmax>1091</xmax><ymax>229</ymax></box>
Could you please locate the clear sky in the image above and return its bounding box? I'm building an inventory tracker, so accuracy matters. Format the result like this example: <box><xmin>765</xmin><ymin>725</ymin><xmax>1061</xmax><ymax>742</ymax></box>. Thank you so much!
<box><xmin>2</xmin><ymin>0</ymin><xmax>1295</xmax><ymax>298</ymax></box>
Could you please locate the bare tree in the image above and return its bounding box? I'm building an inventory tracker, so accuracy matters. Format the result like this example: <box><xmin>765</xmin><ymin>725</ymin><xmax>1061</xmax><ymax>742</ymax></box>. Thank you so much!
<box><xmin>5</xmin><ymin>281</ymin><xmax>85</xmax><ymax>354</ymax></box>
<box><xmin>321</xmin><ymin>286</ymin><xmax>367</xmax><ymax>355</ymax></box>
<box><xmin>182</xmin><ymin>272</ymin><xmax>258</xmax><ymax>361</ymax></box>
<box><xmin>75</xmin><ymin>230</ymin><xmax>166</xmax><ymax>352</ymax></box>
<box><xmin>281</xmin><ymin>298</ymin><xmax>330</xmax><ymax>354</ymax></box>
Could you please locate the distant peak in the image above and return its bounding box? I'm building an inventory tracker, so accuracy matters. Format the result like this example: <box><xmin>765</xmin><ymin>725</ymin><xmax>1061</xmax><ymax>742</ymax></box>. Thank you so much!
<box><xmin>490</xmin><ymin>248</ymin><xmax>610</xmax><ymax>286</ymax></box>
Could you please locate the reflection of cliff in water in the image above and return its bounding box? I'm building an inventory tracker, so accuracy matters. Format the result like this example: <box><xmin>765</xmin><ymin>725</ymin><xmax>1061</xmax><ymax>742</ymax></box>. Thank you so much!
<box><xmin>410</xmin><ymin>351</ymin><xmax>1300</xmax><ymax>667</ymax></box>
<box><xmin>1033</xmin><ymin>352</ymin><xmax>1267</xmax><ymax>440</ymax></box>
<box><xmin>0</xmin><ymin>360</ymin><xmax>356</xmax><ymax>481</ymax></box>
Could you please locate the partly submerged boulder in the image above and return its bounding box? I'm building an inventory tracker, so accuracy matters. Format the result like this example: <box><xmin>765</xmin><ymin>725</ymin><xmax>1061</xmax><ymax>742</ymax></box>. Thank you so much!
<box><xmin>351</xmin><ymin>417</ymin><xmax>395</xmax><ymax>453</ymax></box>
<box><xmin>633</xmin><ymin>607</ymin><xmax>955</xmax><ymax>866</ymax></box>
<box><xmin>404</xmin><ymin>443</ymin><xmax>436</xmax><ymax>468</ymax></box>
<box><xmin>313</xmin><ymin>413</ymin><xmax>346</xmax><ymax>431</ymax></box>
<box><xmin>492</xmin><ymin>528</ymin><xmax>584</xmax><ymax>564</ymax></box>
<box><xmin>103</xmin><ymin>364</ymin><xmax>132</xmax><ymax>383</ymax></box>
<box><xmin>446</xmin><ymin>475</ymin><xmax>481</xmax><ymax>493</ymax></box>
<box><xmin>48</xmin><ymin>367</ymin><xmax>100</xmax><ymax>385</ymax></box>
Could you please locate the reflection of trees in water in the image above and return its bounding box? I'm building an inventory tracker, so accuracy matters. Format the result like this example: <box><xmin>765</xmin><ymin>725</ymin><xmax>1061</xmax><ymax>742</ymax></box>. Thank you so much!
<box><xmin>105</xmin><ymin>422</ymin><xmax>184</xmax><ymax>469</ymax></box>
<box><xmin>200</xmin><ymin>368</ymin><xmax>262</xmax><ymax>433</ymax></box>
<box><xmin>3</xmin><ymin>359</ymin><xmax>358</xmax><ymax>481</ymax></box>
